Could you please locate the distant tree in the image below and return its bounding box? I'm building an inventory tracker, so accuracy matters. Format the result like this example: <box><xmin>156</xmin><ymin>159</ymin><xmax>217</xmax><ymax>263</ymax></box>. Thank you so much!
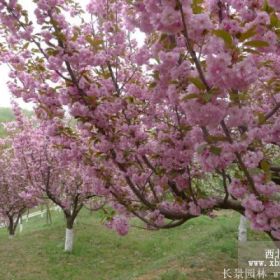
<box><xmin>10</xmin><ymin>108</ymin><xmax>107</xmax><ymax>252</ymax></box>
<box><xmin>0</xmin><ymin>140</ymin><xmax>38</xmax><ymax>238</ymax></box>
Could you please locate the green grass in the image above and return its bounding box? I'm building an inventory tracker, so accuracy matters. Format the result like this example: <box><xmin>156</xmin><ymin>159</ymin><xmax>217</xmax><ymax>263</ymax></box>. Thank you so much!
<box><xmin>0</xmin><ymin>209</ymin><xmax>272</xmax><ymax>280</ymax></box>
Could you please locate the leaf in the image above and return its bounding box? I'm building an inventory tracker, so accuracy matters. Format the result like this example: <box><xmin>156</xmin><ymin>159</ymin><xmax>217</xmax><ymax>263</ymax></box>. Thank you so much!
<box><xmin>148</xmin><ymin>81</ymin><xmax>157</xmax><ymax>89</ymax></box>
<box><xmin>257</xmin><ymin>112</ymin><xmax>266</xmax><ymax>124</ymax></box>
<box><xmin>260</xmin><ymin>160</ymin><xmax>270</xmax><ymax>172</ymax></box>
<box><xmin>229</xmin><ymin>91</ymin><xmax>239</xmax><ymax>103</ymax></box>
<box><xmin>152</xmin><ymin>70</ymin><xmax>160</xmax><ymax>80</ymax></box>
<box><xmin>160</xmin><ymin>34</ymin><xmax>176</xmax><ymax>50</ymax></box>
<box><xmin>188</xmin><ymin>77</ymin><xmax>206</xmax><ymax>90</ymax></box>
<box><xmin>53</xmin><ymin>31</ymin><xmax>66</xmax><ymax>42</ymax></box>
<box><xmin>263</xmin><ymin>0</ymin><xmax>274</xmax><ymax>13</ymax></box>
<box><xmin>270</xmin><ymin>13</ymin><xmax>280</xmax><ymax>27</ymax></box>
<box><xmin>46</xmin><ymin>48</ymin><xmax>59</xmax><ymax>56</ymax></box>
<box><xmin>238</xmin><ymin>92</ymin><xmax>249</xmax><ymax>101</ymax></box>
<box><xmin>85</xmin><ymin>35</ymin><xmax>103</xmax><ymax>49</ymax></box>
<box><xmin>264</xmin><ymin>172</ymin><xmax>272</xmax><ymax>183</ymax></box>
<box><xmin>182</xmin><ymin>93</ymin><xmax>198</xmax><ymax>101</ymax></box>
<box><xmin>191</xmin><ymin>0</ymin><xmax>203</xmax><ymax>14</ymax></box>
<box><xmin>179</xmin><ymin>124</ymin><xmax>192</xmax><ymax>133</ymax></box>
<box><xmin>23</xmin><ymin>42</ymin><xmax>29</xmax><ymax>49</ymax></box>
<box><xmin>125</xmin><ymin>96</ymin><xmax>135</xmax><ymax>104</ymax></box>
<box><xmin>201</xmin><ymin>92</ymin><xmax>213</xmax><ymax>103</ymax></box>
<box><xmin>213</xmin><ymin>30</ymin><xmax>233</xmax><ymax>48</ymax></box>
<box><xmin>275</xmin><ymin>29</ymin><xmax>280</xmax><ymax>37</ymax></box>
<box><xmin>244</xmin><ymin>40</ymin><xmax>270</xmax><ymax>48</ymax></box>
<box><xmin>209</xmin><ymin>146</ymin><xmax>222</xmax><ymax>156</ymax></box>
<box><xmin>72</xmin><ymin>32</ymin><xmax>79</xmax><ymax>42</ymax></box>
<box><xmin>234</xmin><ymin>171</ymin><xmax>243</xmax><ymax>179</ymax></box>
<box><xmin>207</xmin><ymin>135</ymin><xmax>227</xmax><ymax>143</ymax></box>
<box><xmin>238</xmin><ymin>27</ymin><xmax>257</xmax><ymax>41</ymax></box>
<box><xmin>84</xmin><ymin>96</ymin><xmax>97</xmax><ymax>108</ymax></box>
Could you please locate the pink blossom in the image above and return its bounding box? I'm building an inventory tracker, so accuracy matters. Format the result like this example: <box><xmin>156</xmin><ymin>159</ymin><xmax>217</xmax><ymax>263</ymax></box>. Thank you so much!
<box><xmin>229</xmin><ymin>179</ymin><xmax>248</xmax><ymax>199</ymax></box>
<box><xmin>269</xmin><ymin>0</ymin><xmax>280</xmax><ymax>10</ymax></box>
<box><xmin>242</xmin><ymin>195</ymin><xmax>264</xmax><ymax>213</ymax></box>
<box><xmin>112</xmin><ymin>216</ymin><xmax>129</xmax><ymax>236</ymax></box>
<box><xmin>189</xmin><ymin>202</ymin><xmax>201</xmax><ymax>216</ymax></box>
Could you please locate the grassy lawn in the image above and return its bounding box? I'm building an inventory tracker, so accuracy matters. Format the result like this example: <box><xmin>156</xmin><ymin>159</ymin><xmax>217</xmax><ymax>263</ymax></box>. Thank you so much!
<box><xmin>0</xmin><ymin>209</ymin><xmax>272</xmax><ymax>280</ymax></box>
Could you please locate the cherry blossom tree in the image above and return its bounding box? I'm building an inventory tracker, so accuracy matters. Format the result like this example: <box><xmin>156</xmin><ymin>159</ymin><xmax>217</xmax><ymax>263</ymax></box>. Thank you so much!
<box><xmin>10</xmin><ymin>114</ymin><xmax>107</xmax><ymax>252</ymax></box>
<box><xmin>0</xmin><ymin>0</ymin><xmax>280</xmax><ymax>243</ymax></box>
<box><xmin>0</xmin><ymin>122</ymin><xmax>38</xmax><ymax>238</ymax></box>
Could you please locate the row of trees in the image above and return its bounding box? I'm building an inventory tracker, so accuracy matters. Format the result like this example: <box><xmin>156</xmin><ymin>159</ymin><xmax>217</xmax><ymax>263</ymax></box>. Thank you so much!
<box><xmin>0</xmin><ymin>105</ymin><xmax>111</xmax><ymax>251</ymax></box>
<box><xmin>0</xmin><ymin>0</ymin><xmax>280</xmax><ymax>250</ymax></box>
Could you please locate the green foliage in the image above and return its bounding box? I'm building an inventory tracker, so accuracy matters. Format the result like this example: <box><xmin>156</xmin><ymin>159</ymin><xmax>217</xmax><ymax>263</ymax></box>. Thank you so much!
<box><xmin>188</xmin><ymin>76</ymin><xmax>206</xmax><ymax>90</ymax></box>
<box><xmin>191</xmin><ymin>0</ymin><xmax>204</xmax><ymax>14</ymax></box>
<box><xmin>244</xmin><ymin>40</ymin><xmax>270</xmax><ymax>48</ymax></box>
<box><xmin>213</xmin><ymin>29</ymin><xmax>234</xmax><ymax>48</ymax></box>
<box><xmin>237</xmin><ymin>27</ymin><xmax>257</xmax><ymax>41</ymax></box>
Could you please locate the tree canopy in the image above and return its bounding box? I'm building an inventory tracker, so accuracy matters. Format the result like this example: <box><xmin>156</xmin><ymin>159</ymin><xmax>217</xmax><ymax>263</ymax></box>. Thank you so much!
<box><xmin>0</xmin><ymin>0</ymin><xmax>279</xmax><ymax>243</ymax></box>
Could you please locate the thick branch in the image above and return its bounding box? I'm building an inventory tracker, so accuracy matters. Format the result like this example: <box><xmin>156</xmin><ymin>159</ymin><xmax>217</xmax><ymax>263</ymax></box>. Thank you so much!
<box><xmin>265</xmin><ymin>102</ymin><xmax>280</xmax><ymax>121</ymax></box>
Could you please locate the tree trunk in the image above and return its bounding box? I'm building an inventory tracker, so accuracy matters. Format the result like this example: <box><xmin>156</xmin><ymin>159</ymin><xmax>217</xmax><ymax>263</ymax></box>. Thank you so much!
<box><xmin>238</xmin><ymin>215</ymin><xmax>247</xmax><ymax>242</ymax></box>
<box><xmin>40</xmin><ymin>205</ymin><xmax>44</xmax><ymax>218</ymax></box>
<box><xmin>19</xmin><ymin>217</ymin><xmax>23</xmax><ymax>233</ymax></box>
<box><xmin>64</xmin><ymin>216</ymin><xmax>75</xmax><ymax>252</ymax></box>
<box><xmin>64</xmin><ymin>227</ymin><xmax>74</xmax><ymax>252</ymax></box>
<box><xmin>46</xmin><ymin>204</ymin><xmax>52</xmax><ymax>224</ymax></box>
<box><xmin>8</xmin><ymin>216</ymin><xmax>15</xmax><ymax>239</ymax></box>
<box><xmin>8</xmin><ymin>233</ymin><xmax>15</xmax><ymax>239</ymax></box>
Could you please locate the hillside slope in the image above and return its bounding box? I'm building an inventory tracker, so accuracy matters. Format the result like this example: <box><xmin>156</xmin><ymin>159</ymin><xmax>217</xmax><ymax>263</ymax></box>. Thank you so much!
<box><xmin>0</xmin><ymin>210</ymin><xmax>271</xmax><ymax>280</ymax></box>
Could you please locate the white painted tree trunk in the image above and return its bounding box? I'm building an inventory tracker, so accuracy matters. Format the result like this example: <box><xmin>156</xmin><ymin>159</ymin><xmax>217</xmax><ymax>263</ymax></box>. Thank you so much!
<box><xmin>238</xmin><ymin>215</ymin><xmax>247</xmax><ymax>242</ymax></box>
<box><xmin>64</xmin><ymin>228</ymin><xmax>74</xmax><ymax>252</ymax></box>
<box><xmin>19</xmin><ymin>218</ymin><xmax>23</xmax><ymax>233</ymax></box>
<box><xmin>9</xmin><ymin>234</ymin><xmax>14</xmax><ymax>239</ymax></box>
